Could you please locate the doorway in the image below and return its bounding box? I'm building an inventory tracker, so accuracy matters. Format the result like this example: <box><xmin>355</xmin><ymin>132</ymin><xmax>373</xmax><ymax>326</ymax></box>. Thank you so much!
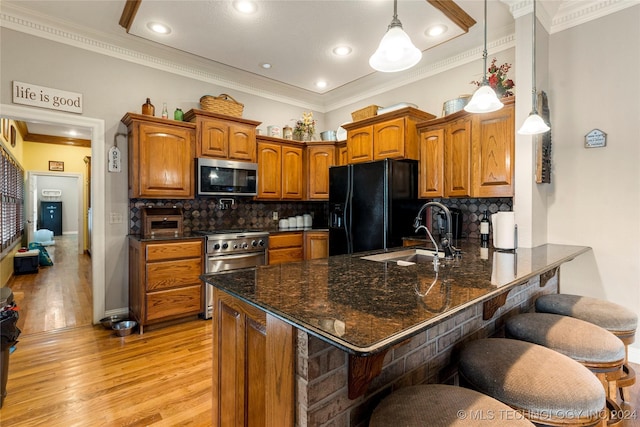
<box><xmin>2</xmin><ymin>103</ymin><xmax>106</xmax><ymax>324</ymax></box>
<box><xmin>27</xmin><ymin>172</ymin><xmax>84</xmax><ymax>256</ymax></box>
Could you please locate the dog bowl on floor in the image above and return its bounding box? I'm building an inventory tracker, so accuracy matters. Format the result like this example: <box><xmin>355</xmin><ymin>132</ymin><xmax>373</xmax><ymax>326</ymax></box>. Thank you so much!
<box><xmin>113</xmin><ymin>320</ymin><xmax>137</xmax><ymax>337</ymax></box>
<box><xmin>100</xmin><ymin>315</ymin><xmax>127</xmax><ymax>329</ymax></box>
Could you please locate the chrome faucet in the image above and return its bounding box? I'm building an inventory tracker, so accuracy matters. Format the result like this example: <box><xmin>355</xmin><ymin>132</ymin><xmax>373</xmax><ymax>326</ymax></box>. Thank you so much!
<box><xmin>413</xmin><ymin>202</ymin><xmax>458</xmax><ymax>260</ymax></box>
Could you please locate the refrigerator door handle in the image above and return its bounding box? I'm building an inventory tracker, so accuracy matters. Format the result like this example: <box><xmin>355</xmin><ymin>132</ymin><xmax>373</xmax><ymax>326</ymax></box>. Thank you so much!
<box><xmin>345</xmin><ymin>166</ymin><xmax>353</xmax><ymax>254</ymax></box>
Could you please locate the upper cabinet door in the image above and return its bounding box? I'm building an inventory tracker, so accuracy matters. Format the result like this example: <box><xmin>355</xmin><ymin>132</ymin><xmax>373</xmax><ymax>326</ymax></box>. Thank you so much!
<box><xmin>419</xmin><ymin>129</ymin><xmax>445</xmax><ymax>198</ymax></box>
<box><xmin>138</xmin><ymin>123</ymin><xmax>194</xmax><ymax>198</ymax></box>
<box><xmin>228</xmin><ymin>123</ymin><xmax>257</xmax><ymax>162</ymax></box>
<box><xmin>306</xmin><ymin>145</ymin><xmax>335</xmax><ymax>200</ymax></box>
<box><xmin>199</xmin><ymin>119</ymin><xmax>229</xmax><ymax>158</ymax></box>
<box><xmin>281</xmin><ymin>145</ymin><xmax>303</xmax><ymax>200</ymax></box>
<box><xmin>445</xmin><ymin>118</ymin><xmax>472</xmax><ymax>197</ymax></box>
<box><xmin>373</xmin><ymin>118</ymin><xmax>405</xmax><ymax>160</ymax></box>
<box><xmin>472</xmin><ymin>104</ymin><xmax>515</xmax><ymax>197</ymax></box>
<box><xmin>123</xmin><ymin>113</ymin><xmax>196</xmax><ymax>200</ymax></box>
<box><xmin>347</xmin><ymin>126</ymin><xmax>373</xmax><ymax>164</ymax></box>
<box><xmin>256</xmin><ymin>141</ymin><xmax>282</xmax><ymax>199</ymax></box>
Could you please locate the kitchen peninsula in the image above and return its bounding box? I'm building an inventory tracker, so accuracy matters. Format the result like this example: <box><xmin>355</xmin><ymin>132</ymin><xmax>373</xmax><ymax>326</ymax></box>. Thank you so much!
<box><xmin>202</xmin><ymin>242</ymin><xmax>590</xmax><ymax>426</ymax></box>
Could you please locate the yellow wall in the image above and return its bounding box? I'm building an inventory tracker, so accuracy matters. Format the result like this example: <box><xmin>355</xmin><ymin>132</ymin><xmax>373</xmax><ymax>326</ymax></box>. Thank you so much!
<box><xmin>22</xmin><ymin>141</ymin><xmax>90</xmax><ymax>174</ymax></box>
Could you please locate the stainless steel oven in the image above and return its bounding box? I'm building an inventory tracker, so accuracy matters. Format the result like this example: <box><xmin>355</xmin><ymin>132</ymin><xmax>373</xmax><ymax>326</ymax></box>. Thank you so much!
<box><xmin>201</xmin><ymin>230</ymin><xmax>269</xmax><ymax>319</ymax></box>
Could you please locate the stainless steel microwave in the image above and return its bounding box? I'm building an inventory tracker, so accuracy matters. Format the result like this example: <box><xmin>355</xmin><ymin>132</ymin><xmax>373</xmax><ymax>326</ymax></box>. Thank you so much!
<box><xmin>196</xmin><ymin>158</ymin><xmax>258</xmax><ymax>197</ymax></box>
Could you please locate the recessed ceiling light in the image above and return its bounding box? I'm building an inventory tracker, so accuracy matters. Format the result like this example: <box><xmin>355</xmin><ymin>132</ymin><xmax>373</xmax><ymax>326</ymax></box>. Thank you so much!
<box><xmin>68</xmin><ymin>130</ymin><xmax>78</xmax><ymax>137</ymax></box>
<box><xmin>425</xmin><ymin>24</ymin><xmax>448</xmax><ymax>37</ymax></box>
<box><xmin>233</xmin><ymin>0</ymin><xmax>257</xmax><ymax>14</ymax></box>
<box><xmin>260</xmin><ymin>63</ymin><xmax>272</xmax><ymax>69</ymax></box>
<box><xmin>147</xmin><ymin>22</ymin><xmax>171</xmax><ymax>35</ymax></box>
<box><xmin>332</xmin><ymin>46</ymin><xmax>352</xmax><ymax>56</ymax></box>
<box><xmin>315</xmin><ymin>80</ymin><xmax>328</xmax><ymax>89</ymax></box>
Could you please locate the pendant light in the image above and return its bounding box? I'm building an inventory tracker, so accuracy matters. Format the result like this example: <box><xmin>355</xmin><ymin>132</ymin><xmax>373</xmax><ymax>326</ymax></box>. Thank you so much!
<box><xmin>369</xmin><ymin>0</ymin><xmax>422</xmax><ymax>73</ymax></box>
<box><xmin>464</xmin><ymin>0</ymin><xmax>503</xmax><ymax>113</ymax></box>
<box><xmin>518</xmin><ymin>0</ymin><xmax>550</xmax><ymax>135</ymax></box>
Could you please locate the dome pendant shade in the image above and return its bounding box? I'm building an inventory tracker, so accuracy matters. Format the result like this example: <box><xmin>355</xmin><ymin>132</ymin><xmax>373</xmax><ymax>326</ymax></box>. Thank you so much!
<box><xmin>464</xmin><ymin>85</ymin><xmax>504</xmax><ymax>113</ymax></box>
<box><xmin>518</xmin><ymin>112</ymin><xmax>550</xmax><ymax>135</ymax></box>
<box><xmin>369</xmin><ymin>26</ymin><xmax>422</xmax><ymax>72</ymax></box>
<box><xmin>369</xmin><ymin>0</ymin><xmax>422</xmax><ymax>73</ymax></box>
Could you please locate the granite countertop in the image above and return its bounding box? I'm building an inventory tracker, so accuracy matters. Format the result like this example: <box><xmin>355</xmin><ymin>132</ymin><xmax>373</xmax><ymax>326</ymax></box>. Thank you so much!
<box><xmin>201</xmin><ymin>241</ymin><xmax>591</xmax><ymax>356</ymax></box>
<box><xmin>128</xmin><ymin>228</ymin><xmax>328</xmax><ymax>242</ymax></box>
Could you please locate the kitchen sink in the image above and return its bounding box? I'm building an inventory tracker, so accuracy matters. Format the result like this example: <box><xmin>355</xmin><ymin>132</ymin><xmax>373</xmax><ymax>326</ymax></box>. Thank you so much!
<box><xmin>361</xmin><ymin>248</ymin><xmax>445</xmax><ymax>265</ymax></box>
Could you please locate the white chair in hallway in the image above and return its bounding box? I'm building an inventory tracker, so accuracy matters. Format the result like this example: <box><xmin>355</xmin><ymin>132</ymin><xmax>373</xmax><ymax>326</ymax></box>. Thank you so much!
<box><xmin>34</xmin><ymin>229</ymin><xmax>55</xmax><ymax>246</ymax></box>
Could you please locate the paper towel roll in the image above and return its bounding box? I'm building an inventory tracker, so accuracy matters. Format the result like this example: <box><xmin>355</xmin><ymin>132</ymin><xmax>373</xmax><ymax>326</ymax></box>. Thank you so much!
<box><xmin>492</xmin><ymin>212</ymin><xmax>517</xmax><ymax>250</ymax></box>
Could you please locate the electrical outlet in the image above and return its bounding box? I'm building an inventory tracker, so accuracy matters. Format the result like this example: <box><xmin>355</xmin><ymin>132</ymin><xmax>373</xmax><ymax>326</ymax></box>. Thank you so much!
<box><xmin>272</xmin><ymin>211</ymin><xmax>278</xmax><ymax>220</ymax></box>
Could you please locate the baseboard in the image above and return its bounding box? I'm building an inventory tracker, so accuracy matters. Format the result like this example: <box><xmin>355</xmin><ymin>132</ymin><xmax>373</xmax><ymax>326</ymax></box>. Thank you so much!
<box><xmin>628</xmin><ymin>345</ymin><xmax>640</xmax><ymax>364</ymax></box>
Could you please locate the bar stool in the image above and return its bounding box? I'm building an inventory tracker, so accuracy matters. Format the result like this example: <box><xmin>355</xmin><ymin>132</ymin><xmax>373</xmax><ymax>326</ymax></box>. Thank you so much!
<box><xmin>370</xmin><ymin>384</ymin><xmax>535</xmax><ymax>426</ymax></box>
<box><xmin>505</xmin><ymin>312</ymin><xmax>625</xmax><ymax>402</ymax></box>
<box><xmin>458</xmin><ymin>338</ymin><xmax>607</xmax><ymax>427</ymax></box>
<box><xmin>535</xmin><ymin>294</ymin><xmax>637</xmax><ymax>401</ymax></box>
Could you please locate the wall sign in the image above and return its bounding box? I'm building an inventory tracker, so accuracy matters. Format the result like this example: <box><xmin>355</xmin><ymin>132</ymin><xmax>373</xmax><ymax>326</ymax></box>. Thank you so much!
<box><xmin>585</xmin><ymin>129</ymin><xmax>606</xmax><ymax>148</ymax></box>
<box><xmin>12</xmin><ymin>81</ymin><xmax>83</xmax><ymax>114</ymax></box>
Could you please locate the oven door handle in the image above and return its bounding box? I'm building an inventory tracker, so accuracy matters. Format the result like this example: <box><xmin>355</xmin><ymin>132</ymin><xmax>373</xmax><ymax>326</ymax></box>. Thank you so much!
<box><xmin>207</xmin><ymin>252</ymin><xmax>265</xmax><ymax>261</ymax></box>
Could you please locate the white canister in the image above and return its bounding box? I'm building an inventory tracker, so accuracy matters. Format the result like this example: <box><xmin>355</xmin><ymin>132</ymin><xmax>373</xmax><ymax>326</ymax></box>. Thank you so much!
<box><xmin>289</xmin><ymin>217</ymin><xmax>297</xmax><ymax>228</ymax></box>
<box><xmin>303</xmin><ymin>214</ymin><xmax>312</xmax><ymax>227</ymax></box>
<box><xmin>296</xmin><ymin>215</ymin><xmax>304</xmax><ymax>227</ymax></box>
<box><xmin>279</xmin><ymin>218</ymin><xmax>288</xmax><ymax>228</ymax></box>
<box><xmin>267</xmin><ymin>125</ymin><xmax>281</xmax><ymax>138</ymax></box>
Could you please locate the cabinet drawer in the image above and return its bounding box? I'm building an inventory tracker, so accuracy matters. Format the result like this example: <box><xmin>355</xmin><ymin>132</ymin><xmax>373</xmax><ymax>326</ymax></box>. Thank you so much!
<box><xmin>146</xmin><ymin>240</ymin><xmax>202</xmax><ymax>261</ymax></box>
<box><xmin>146</xmin><ymin>258</ymin><xmax>202</xmax><ymax>291</ymax></box>
<box><xmin>269</xmin><ymin>247</ymin><xmax>304</xmax><ymax>265</ymax></box>
<box><xmin>269</xmin><ymin>232</ymin><xmax>303</xmax><ymax>249</ymax></box>
<box><xmin>146</xmin><ymin>285</ymin><xmax>202</xmax><ymax>321</ymax></box>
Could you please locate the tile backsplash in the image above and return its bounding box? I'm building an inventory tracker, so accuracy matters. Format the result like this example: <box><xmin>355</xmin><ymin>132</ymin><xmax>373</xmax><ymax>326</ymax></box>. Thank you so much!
<box><xmin>129</xmin><ymin>198</ymin><xmax>329</xmax><ymax>234</ymax></box>
<box><xmin>129</xmin><ymin>197</ymin><xmax>512</xmax><ymax>237</ymax></box>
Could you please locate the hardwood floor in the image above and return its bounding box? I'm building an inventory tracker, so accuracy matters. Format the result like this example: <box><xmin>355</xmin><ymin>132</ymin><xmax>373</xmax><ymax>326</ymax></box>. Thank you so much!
<box><xmin>10</xmin><ymin>235</ymin><xmax>92</xmax><ymax>334</ymax></box>
<box><xmin>0</xmin><ymin>320</ymin><xmax>213</xmax><ymax>426</ymax></box>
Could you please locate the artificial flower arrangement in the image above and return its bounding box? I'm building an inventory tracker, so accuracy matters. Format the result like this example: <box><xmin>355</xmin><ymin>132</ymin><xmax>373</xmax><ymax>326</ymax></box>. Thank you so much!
<box><xmin>293</xmin><ymin>111</ymin><xmax>316</xmax><ymax>139</ymax></box>
<box><xmin>471</xmin><ymin>58</ymin><xmax>515</xmax><ymax>98</ymax></box>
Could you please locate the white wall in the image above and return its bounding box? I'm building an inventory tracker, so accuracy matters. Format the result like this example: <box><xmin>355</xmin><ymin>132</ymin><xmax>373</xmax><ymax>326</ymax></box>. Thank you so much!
<box><xmin>0</xmin><ymin>28</ymin><xmax>323</xmax><ymax>311</ymax></box>
<box><xmin>37</xmin><ymin>175</ymin><xmax>79</xmax><ymax>234</ymax></box>
<box><xmin>547</xmin><ymin>6</ymin><xmax>640</xmax><ymax>357</ymax></box>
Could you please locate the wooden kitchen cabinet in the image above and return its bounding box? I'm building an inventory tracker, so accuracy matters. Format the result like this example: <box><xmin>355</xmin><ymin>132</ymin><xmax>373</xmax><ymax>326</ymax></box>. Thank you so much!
<box><xmin>128</xmin><ymin>237</ymin><xmax>204</xmax><ymax>333</ymax></box>
<box><xmin>212</xmin><ymin>288</ymin><xmax>294</xmax><ymax>427</ymax></box>
<box><xmin>343</xmin><ymin>107</ymin><xmax>436</xmax><ymax>164</ymax></box>
<box><xmin>122</xmin><ymin>113</ymin><xmax>196</xmax><ymax>199</ymax></box>
<box><xmin>256</xmin><ymin>137</ymin><xmax>304</xmax><ymax>200</ymax></box>
<box><xmin>305</xmin><ymin>143</ymin><xmax>335</xmax><ymax>200</ymax></box>
<box><xmin>417</xmin><ymin>97</ymin><xmax>515</xmax><ymax>198</ymax></box>
<box><xmin>184</xmin><ymin>109</ymin><xmax>261</xmax><ymax>162</ymax></box>
<box><xmin>336</xmin><ymin>141</ymin><xmax>348</xmax><ymax>165</ymax></box>
<box><xmin>304</xmin><ymin>231</ymin><xmax>329</xmax><ymax>260</ymax></box>
<box><xmin>268</xmin><ymin>232</ymin><xmax>304</xmax><ymax>265</ymax></box>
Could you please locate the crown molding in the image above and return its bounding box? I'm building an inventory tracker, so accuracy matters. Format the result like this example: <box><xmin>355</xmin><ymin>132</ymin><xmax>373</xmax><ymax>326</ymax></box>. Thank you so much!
<box><xmin>504</xmin><ymin>0</ymin><xmax>637</xmax><ymax>34</ymax></box>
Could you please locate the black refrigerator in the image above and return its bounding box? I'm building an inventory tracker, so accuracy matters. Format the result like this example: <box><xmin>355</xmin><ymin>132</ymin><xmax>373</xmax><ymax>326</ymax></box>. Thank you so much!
<box><xmin>328</xmin><ymin>159</ymin><xmax>422</xmax><ymax>256</ymax></box>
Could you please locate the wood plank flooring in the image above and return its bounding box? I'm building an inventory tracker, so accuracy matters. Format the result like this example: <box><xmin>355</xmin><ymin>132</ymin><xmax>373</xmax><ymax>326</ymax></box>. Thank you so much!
<box><xmin>0</xmin><ymin>320</ymin><xmax>213</xmax><ymax>426</ymax></box>
<box><xmin>10</xmin><ymin>235</ymin><xmax>92</xmax><ymax>334</ymax></box>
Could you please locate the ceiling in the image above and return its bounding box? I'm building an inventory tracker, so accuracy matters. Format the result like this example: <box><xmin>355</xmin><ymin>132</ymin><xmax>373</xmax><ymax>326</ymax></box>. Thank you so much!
<box><xmin>1</xmin><ymin>0</ymin><xmax>633</xmax><ymax>141</ymax></box>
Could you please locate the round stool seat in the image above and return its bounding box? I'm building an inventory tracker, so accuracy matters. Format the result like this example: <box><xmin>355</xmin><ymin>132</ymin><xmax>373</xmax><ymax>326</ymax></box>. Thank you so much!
<box><xmin>459</xmin><ymin>339</ymin><xmax>605</xmax><ymax>425</ymax></box>
<box><xmin>535</xmin><ymin>294</ymin><xmax>637</xmax><ymax>337</ymax></box>
<box><xmin>505</xmin><ymin>312</ymin><xmax>625</xmax><ymax>366</ymax></box>
<box><xmin>370</xmin><ymin>384</ymin><xmax>535</xmax><ymax>427</ymax></box>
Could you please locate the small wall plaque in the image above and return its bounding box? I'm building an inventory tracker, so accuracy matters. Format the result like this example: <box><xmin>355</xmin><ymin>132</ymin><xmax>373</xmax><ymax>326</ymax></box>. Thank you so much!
<box><xmin>585</xmin><ymin>129</ymin><xmax>607</xmax><ymax>148</ymax></box>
